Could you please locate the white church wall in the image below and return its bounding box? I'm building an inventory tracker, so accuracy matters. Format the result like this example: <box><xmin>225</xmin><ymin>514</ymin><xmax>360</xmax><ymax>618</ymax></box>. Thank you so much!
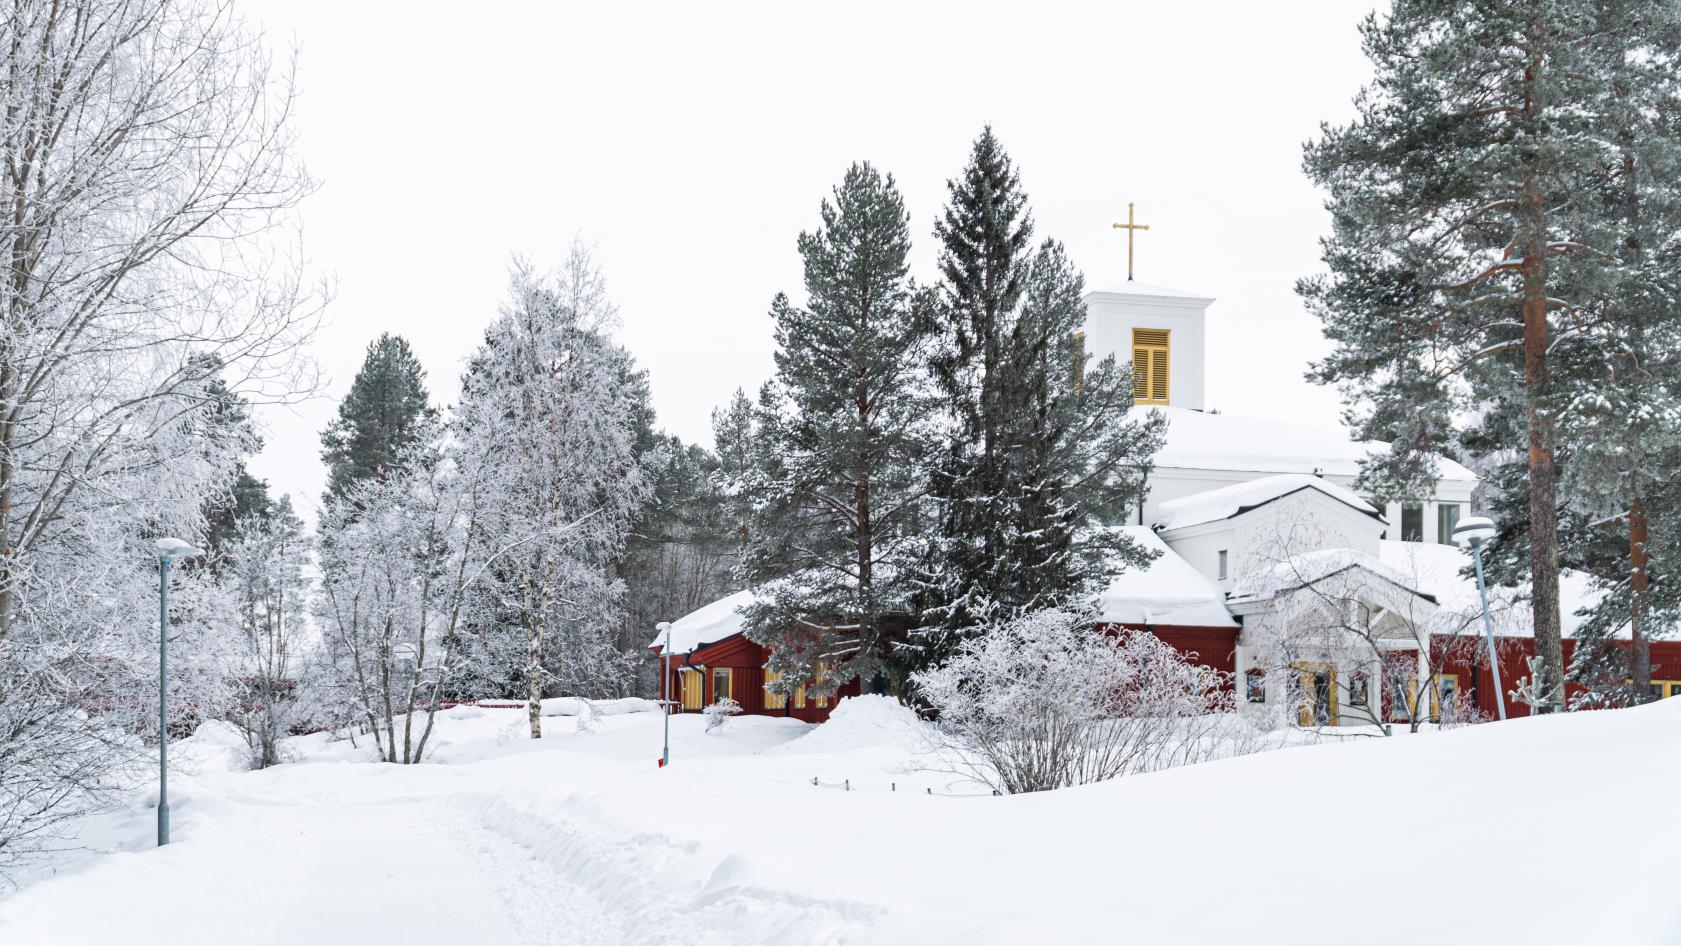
<box><xmin>1137</xmin><ymin>465</ymin><xmax>1473</xmax><ymax>548</ymax></box>
<box><xmin>1158</xmin><ymin>522</ymin><xmax>1238</xmax><ymax>595</ymax></box>
<box><xmin>1081</xmin><ymin>288</ymin><xmax>1210</xmax><ymax>411</ymax></box>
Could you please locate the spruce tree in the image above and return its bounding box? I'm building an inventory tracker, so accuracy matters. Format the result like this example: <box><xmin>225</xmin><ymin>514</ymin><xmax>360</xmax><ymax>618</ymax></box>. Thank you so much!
<box><xmin>320</xmin><ymin>334</ymin><xmax>436</xmax><ymax>505</ymax></box>
<box><xmin>917</xmin><ymin>128</ymin><xmax>1164</xmax><ymax>661</ymax></box>
<box><xmin>737</xmin><ymin>163</ymin><xmax>934</xmax><ymax>694</ymax></box>
<box><xmin>1300</xmin><ymin>2</ymin><xmax>1681</xmax><ymax>710</ymax></box>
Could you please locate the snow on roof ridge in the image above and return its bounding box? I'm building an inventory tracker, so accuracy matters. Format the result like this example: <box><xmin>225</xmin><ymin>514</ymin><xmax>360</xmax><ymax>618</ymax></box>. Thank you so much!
<box><xmin>1086</xmin><ymin>279</ymin><xmax>1211</xmax><ymax>300</ymax></box>
<box><xmin>650</xmin><ymin>588</ymin><xmax>757</xmax><ymax>655</ymax></box>
<box><xmin>1155</xmin><ymin>473</ymin><xmax>1380</xmax><ymax>532</ymax></box>
<box><xmin>1145</xmin><ymin>406</ymin><xmax>1479</xmax><ymax>484</ymax></box>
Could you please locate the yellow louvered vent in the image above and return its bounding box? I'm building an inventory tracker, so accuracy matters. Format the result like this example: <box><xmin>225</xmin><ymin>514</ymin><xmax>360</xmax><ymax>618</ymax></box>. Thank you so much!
<box><xmin>1132</xmin><ymin>328</ymin><xmax>1170</xmax><ymax>405</ymax></box>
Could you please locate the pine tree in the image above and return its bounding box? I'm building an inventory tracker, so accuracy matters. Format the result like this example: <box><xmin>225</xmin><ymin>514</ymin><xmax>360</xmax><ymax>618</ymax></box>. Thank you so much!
<box><xmin>737</xmin><ymin>163</ymin><xmax>934</xmax><ymax>694</ymax></box>
<box><xmin>1299</xmin><ymin>2</ymin><xmax>1680</xmax><ymax>711</ymax></box>
<box><xmin>916</xmin><ymin>128</ymin><xmax>1164</xmax><ymax>661</ymax></box>
<box><xmin>320</xmin><ymin>334</ymin><xmax>436</xmax><ymax>505</ymax></box>
<box><xmin>1552</xmin><ymin>8</ymin><xmax>1681</xmax><ymax>702</ymax></box>
<box><xmin>199</xmin><ymin>374</ymin><xmax>275</xmax><ymax>562</ymax></box>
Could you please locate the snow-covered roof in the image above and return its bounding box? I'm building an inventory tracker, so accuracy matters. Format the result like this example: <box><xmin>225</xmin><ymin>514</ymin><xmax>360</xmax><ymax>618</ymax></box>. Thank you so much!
<box><xmin>1376</xmin><ymin>541</ymin><xmax>1609</xmax><ymax>640</ymax></box>
<box><xmin>1085</xmin><ymin>279</ymin><xmax>1213</xmax><ymax>303</ymax></box>
<box><xmin>1155</xmin><ymin>473</ymin><xmax>1381</xmax><ymax>532</ymax></box>
<box><xmin>1145</xmin><ymin>406</ymin><xmax>1479</xmax><ymax>484</ymax></box>
<box><xmin>649</xmin><ymin>589</ymin><xmax>757</xmax><ymax>655</ymax></box>
<box><xmin>1227</xmin><ymin>547</ymin><xmax>1429</xmax><ymax>607</ymax></box>
<box><xmin>1096</xmin><ymin>526</ymin><xmax>1238</xmax><ymax>628</ymax></box>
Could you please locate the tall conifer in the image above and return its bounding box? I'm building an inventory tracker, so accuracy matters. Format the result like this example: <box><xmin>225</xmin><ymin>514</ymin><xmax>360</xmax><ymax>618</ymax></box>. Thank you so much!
<box><xmin>739</xmin><ymin>163</ymin><xmax>933</xmax><ymax>693</ymax></box>
<box><xmin>1301</xmin><ymin>2</ymin><xmax>1681</xmax><ymax>709</ymax></box>
<box><xmin>917</xmin><ymin>128</ymin><xmax>1163</xmax><ymax>660</ymax></box>
<box><xmin>320</xmin><ymin>334</ymin><xmax>436</xmax><ymax>505</ymax></box>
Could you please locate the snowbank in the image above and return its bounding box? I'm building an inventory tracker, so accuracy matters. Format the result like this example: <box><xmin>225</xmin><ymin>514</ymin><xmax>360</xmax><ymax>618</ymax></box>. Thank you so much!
<box><xmin>8</xmin><ymin>688</ymin><xmax>1681</xmax><ymax>944</ymax></box>
<box><xmin>538</xmin><ymin>697</ymin><xmax>659</xmax><ymax>717</ymax></box>
<box><xmin>769</xmin><ymin>695</ymin><xmax>930</xmax><ymax>755</ymax></box>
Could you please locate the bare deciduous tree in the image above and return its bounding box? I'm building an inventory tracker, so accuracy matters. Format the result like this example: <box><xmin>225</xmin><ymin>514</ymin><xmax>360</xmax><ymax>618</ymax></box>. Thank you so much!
<box><xmin>0</xmin><ymin>0</ymin><xmax>319</xmax><ymax>872</ymax></box>
<box><xmin>912</xmin><ymin>607</ymin><xmax>1239</xmax><ymax>795</ymax></box>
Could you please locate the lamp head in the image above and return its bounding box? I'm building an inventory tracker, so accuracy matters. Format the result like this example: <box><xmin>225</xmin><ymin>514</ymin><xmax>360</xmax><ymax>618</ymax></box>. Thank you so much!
<box><xmin>1451</xmin><ymin>516</ymin><xmax>1498</xmax><ymax>550</ymax></box>
<box><xmin>155</xmin><ymin>537</ymin><xmax>204</xmax><ymax>560</ymax></box>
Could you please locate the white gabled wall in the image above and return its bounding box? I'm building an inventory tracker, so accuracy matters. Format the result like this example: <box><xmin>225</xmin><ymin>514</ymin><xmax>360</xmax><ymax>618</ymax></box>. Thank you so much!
<box><xmin>1158</xmin><ymin>488</ymin><xmax>1387</xmax><ymax>593</ymax></box>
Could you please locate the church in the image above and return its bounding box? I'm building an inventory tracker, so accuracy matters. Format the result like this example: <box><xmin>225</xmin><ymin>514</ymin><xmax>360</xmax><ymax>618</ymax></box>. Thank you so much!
<box><xmin>652</xmin><ymin>226</ymin><xmax>1681</xmax><ymax>728</ymax></box>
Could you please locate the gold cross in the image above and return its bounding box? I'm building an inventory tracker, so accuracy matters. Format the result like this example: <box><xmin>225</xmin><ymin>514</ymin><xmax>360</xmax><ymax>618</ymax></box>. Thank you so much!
<box><xmin>1112</xmin><ymin>202</ymin><xmax>1150</xmax><ymax>282</ymax></box>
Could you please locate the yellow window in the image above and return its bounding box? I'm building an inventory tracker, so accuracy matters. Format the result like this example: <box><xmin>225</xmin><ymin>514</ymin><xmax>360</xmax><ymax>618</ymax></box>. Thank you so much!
<box><xmin>712</xmin><ymin>667</ymin><xmax>732</xmax><ymax>703</ymax></box>
<box><xmin>679</xmin><ymin>668</ymin><xmax>704</xmax><ymax>710</ymax></box>
<box><xmin>764</xmin><ymin>669</ymin><xmax>785</xmax><ymax>710</ymax></box>
<box><xmin>1668</xmin><ymin>682</ymin><xmax>1681</xmax><ymax>699</ymax></box>
<box><xmin>1132</xmin><ymin>328</ymin><xmax>1169</xmax><ymax>405</ymax></box>
<box><xmin>812</xmin><ymin>661</ymin><xmax>831</xmax><ymax>709</ymax></box>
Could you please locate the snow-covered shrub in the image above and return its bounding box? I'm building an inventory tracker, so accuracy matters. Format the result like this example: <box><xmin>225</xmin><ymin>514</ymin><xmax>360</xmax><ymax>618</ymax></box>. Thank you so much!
<box><xmin>703</xmin><ymin>698</ymin><xmax>742</xmax><ymax>733</ymax></box>
<box><xmin>912</xmin><ymin>607</ymin><xmax>1234</xmax><ymax>794</ymax></box>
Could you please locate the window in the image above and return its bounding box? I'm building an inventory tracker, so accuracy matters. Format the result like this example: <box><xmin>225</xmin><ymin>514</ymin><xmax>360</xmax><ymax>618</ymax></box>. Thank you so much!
<box><xmin>1401</xmin><ymin>503</ymin><xmax>1424</xmax><ymax>542</ymax></box>
<box><xmin>1641</xmin><ymin>680</ymin><xmax>1681</xmax><ymax>700</ymax></box>
<box><xmin>1348</xmin><ymin>671</ymin><xmax>1369</xmax><ymax>707</ymax></box>
<box><xmin>1217</xmin><ymin>549</ymin><xmax>1229</xmax><ymax>581</ymax></box>
<box><xmin>1131</xmin><ymin>328</ymin><xmax>1170</xmax><ymax>405</ymax></box>
<box><xmin>812</xmin><ymin>661</ymin><xmax>831</xmax><ymax>709</ymax></box>
<box><xmin>1436</xmin><ymin>503</ymin><xmax>1462</xmax><ymax>545</ymax></box>
<box><xmin>679</xmin><ymin>668</ymin><xmax>705</xmax><ymax>710</ymax></box>
<box><xmin>711</xmin><ymin>667</ymin><xmax>732</xmax><ymax>704</ymax></box>
<box><xmin>764</xmin><ymin>669</ymin><xmax>785</xmax><ymax>710</ymax></box>
<box><xmin>1245</xmin><ymin>668</ymin><xmax>1266</xmax><ymax>704</ymax></box>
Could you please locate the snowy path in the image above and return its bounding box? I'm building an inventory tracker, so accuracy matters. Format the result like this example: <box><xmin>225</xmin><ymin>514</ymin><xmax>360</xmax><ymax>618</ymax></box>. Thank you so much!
<box><xmin>0</xmin><ymin>711</ymin><xmax>883</xmax><ymax>946</ymax></box>
<box><xmin>5</xmin><ymin>698</ymin><xmax>1681</xmax><ymax>945</ymax></box>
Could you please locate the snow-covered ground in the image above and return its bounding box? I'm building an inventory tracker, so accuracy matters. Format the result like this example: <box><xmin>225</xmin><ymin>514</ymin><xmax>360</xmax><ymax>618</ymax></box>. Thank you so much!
<box><xmin>3</xmin><ymin>696</ymin><xmax>1679</xmax><ymax>945</ymax></box>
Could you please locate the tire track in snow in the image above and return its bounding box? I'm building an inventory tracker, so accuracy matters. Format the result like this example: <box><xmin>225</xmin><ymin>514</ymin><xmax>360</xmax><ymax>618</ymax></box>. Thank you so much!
<box><xmin>459</xmin><ymin>794</ymin><xmax>883</xmax><ymax>944</ymax></box>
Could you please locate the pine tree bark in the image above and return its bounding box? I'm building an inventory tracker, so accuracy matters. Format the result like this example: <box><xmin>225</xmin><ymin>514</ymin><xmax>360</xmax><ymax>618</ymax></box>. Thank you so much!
<box><xmin>1629</xmin><ymin>492</ymin><xmax>1652</xmax><ymax>701</ymax></box>
<box><xmin>1519</xmin><ymin>18</ymin><xmax>1565</xmax><ymax>713</ymax></box>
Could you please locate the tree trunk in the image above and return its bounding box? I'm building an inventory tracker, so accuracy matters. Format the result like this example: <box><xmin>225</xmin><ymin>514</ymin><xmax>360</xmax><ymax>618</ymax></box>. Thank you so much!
<box><xmin>1519</xmin><ymin>25</ymin><xmax>1565</xmax><ymax>713</ymax></box>
<box><xmin>1629</xmin><ymin>493</ymin><xmax>1652</xmax><ymax>702</ymax></box>
<box><xmin>527</xmin><ymin>616</ymin><xmax>544</xmax><ymax>739</ymax></box>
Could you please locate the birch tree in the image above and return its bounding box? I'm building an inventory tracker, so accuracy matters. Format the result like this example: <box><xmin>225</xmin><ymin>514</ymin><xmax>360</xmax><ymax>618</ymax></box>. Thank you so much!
<box><xmin>0</xmin><ymin>0</ymin><xmax>317</xmax><ymax>869</ymax></box>
<box><xmin>455</xmin><ymin>247</ymin><xmax>650</xmax><ymax>738</ymax></box>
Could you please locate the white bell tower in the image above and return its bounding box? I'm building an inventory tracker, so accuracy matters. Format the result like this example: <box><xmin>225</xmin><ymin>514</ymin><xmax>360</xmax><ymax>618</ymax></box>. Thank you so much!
<box><xmin>1080</xmin><ymin>280</ymin><xmax>1213</xmax><ymax>411</ymax></box>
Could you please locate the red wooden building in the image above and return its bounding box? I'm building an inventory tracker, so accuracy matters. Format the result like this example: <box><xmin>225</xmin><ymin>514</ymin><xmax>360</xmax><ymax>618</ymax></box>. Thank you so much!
<box><xmin>650</xmin><ymin>590</ymin><xmax>863</xmax><ymax>723</ymax></box>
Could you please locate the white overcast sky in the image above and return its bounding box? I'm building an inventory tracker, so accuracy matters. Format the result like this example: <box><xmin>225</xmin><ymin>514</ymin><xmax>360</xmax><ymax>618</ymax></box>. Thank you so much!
<box><xmin>239</xmin><ymin>0</ymin><xmax>1382</xmax><ymax>513</ymax></box>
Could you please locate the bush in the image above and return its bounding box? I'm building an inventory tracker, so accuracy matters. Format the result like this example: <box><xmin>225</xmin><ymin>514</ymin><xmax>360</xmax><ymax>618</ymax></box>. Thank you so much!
<box><xmin>703</xmin><ymin>697</ymin><xmax>741</xmax><ymax>733</ymax></box>
<box><xmin>912</xmin><ymin>607</ymin><xmax>1234</xmax><ymax>794</ymax></box>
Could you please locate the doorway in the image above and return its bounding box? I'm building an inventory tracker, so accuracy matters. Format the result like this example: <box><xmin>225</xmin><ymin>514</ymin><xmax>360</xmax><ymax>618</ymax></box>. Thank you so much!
<box><xmin>1294</xmin><ymin>662</ymin><xmax>1338</xmax><ymax>727</ymax></box>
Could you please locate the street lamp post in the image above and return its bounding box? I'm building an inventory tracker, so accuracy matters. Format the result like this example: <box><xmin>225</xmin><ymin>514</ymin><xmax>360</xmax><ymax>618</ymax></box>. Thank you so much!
<box><xmin>656</xmin><ymin>621</ymin><xmax>672</xmax><ymax>767</ymax></box>
<box><xmin>155</xmin><ymin>537</ymin><xmax>204</xmax><ymax>846</ymax></box>
<box><xmin>1452</xmin><ymin>516</ymin><xmax>1507</xmax><ymax>722</ymax></box>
